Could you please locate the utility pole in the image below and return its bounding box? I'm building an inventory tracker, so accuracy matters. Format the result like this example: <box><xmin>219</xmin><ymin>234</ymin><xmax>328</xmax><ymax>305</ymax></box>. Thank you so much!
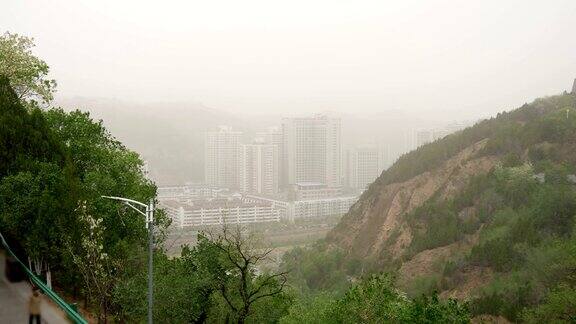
<box><xmin>102</xmin><ymin>196</ymin><xmax>154</xmax><ymax>324</ymax></box>
<box><xmin>147</xmin><ymin>198</ymin><xmax>154</xmax><ymax>324</ymax></box>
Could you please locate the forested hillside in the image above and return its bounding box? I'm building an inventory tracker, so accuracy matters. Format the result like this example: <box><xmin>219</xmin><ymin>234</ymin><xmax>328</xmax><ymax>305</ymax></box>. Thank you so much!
<box><xmin>283</xmin><ymin>92</ymin><xmax>576</xmax><ymax>322</ymax></box>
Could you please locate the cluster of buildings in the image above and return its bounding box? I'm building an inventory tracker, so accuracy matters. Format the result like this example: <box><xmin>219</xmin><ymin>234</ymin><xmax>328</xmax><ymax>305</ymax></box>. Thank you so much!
<box><xmin>204</xmin><ymin>116</ymin><xmax>347</xmax><ymax>194</ymax></box>
<box><xmin>159</xmin><ymin>115</ymin><xmax>470</xmax><ymax>228</ymax></box>
<box><xmin>161</xmin><ymin>115</ymin><xmax>386</xmax><ymax>228</ymax></box>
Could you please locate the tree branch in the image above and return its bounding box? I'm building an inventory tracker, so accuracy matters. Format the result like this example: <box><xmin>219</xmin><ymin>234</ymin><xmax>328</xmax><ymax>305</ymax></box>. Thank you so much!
<box><xmin>250</xmin><ymin>274</ymin><xmax>288</xmax><ymax>304</ymax></box>
<box><xmin>248</xmin><ymin>271</ymin><xmax>288</xmax><ymax>301</ymax></box>
<box><xmin>219</xmin><ymin>283</ymin><xmax>238</xmax><ymax>313</ymax></box>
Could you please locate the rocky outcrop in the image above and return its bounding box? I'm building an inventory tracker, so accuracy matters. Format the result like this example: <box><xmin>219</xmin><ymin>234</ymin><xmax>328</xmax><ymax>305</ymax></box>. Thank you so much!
<box><xmin>327</xmin><ymin>139</ymin><xmax>498</xmax><ymax>261</ymax></box>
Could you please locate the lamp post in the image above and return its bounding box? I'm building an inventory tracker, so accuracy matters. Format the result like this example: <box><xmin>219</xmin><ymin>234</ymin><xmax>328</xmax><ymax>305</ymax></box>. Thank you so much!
<box><xmin>102</xmin><ymin>196</ymin><xmax>154</xmax><ymax>324</ymax></box>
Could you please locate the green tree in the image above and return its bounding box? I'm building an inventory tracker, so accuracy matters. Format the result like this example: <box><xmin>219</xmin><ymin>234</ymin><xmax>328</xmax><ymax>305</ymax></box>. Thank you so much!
<box><xmin>0</xmin><ymin>75</ymin><xmax>79</xmax><ymax>287</ymax></box>
<box><xmin>68</xmin><ymin>203</ymin><xmax>118</xmax><ymax>323</ymax></box>
<box><xmin>522</xmin><ymin>285</ymin><xmax>576</xmax><ymax>323</ymax></box>
<box><xmin>204</xmin><ymin>225</ymin><xmax>290</xmax><ymax>324</ymax></box>
<box><xmin>280</xmin><ymin>293</ymin><xmax>338</xmax><ymax>324</ymax></box>
<box><xmin>407</xmin><ymin>294</ymin><xmax>470</xmax><ymax>324</ymax></box>
<box><xmin>43</xmin><ymin>108</ymin><xmax>166</xmax><ymax>320</ymax></box>
<box><xmin>0</xmin><ymin>32</ymin><xmax>57</xmax><ymax>105</ymax></box>
<box><xmin>281</xmin><ymin>274</ymin><xmax>470</xmax><ymax>323</ymax></box>
<box><xmin>43</xmin><ymin>108</ymin><xmax>161</xmax><ymax>258</ymax></box>
<box><xmin>334</xmin><ymin>274</ymin><xmax>409</xmax><ymax>323</ymax></box>
<box><xmin>114</xmin><ymin>228</ymin><xmax>291</xmax><ymax>323</ymax></box>
<box><xmin>114</xmin><ymin>239</ymin><xmax>222</xmax><ymax>323</ymax></box>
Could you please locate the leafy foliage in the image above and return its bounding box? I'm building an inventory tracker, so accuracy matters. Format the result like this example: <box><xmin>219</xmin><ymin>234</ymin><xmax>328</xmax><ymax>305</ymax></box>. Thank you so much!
<box><xmin>0</xmin><ymin>66</ymin><xmax>160</xmax><ymax>322</ymax></box>
<box><xmin>521</xmin><ymin>284</ymin><xmax>576</xmax><ymax>323</ymax></box>
<box><xmin>0</xmin><ymin>32</ymin><xmax>57</xmax><ymax>105</ymax></box>
<box><xmin>44</xmin><ymin>108</ymin><xmax>160</xmax><ymax>259</ymax></box>
<box><xmin>115</xmin><ymin>229</ymin><xmax>292</xmax><ymax>323</ymax></box>
<box><xmin>0</xmin><ymin>75</ymin><xmax>78</xmax><ymax>267</ymax></box>
<box><xmin>281</xmin><ymin>244</ymin><xmax>351</xmax><ymax>294</ymax></box>
<box><xmin>114</xmin><ymin>238</ymin><xmax>223</xmax><ymax>323</ymax></box>
<box><xmin>281</xmin><ymin>274</ymin><xmax>470</xmax><ymax>323</ymax></box>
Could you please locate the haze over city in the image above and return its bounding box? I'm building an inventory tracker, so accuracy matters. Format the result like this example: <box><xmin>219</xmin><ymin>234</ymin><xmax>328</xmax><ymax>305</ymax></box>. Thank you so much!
<box><xmin>4</xmin><ymin>0</ymin><xmax>575</xmax><ymax>185</ymax></box>
<box><xmin>2</xmin><ymin>0</ymin><xmax>575</xmax><ymax>118</ymax></box>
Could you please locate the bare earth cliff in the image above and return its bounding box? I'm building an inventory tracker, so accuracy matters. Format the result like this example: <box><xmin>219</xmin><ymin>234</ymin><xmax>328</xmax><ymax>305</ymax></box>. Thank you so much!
<box><xmin>329</xmin><ymin>139</ymin><xmax>496</xmax><ymax>260</ymax></box>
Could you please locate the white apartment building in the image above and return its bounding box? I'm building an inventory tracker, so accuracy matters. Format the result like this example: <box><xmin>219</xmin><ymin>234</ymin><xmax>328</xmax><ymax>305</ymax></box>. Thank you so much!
<box><xmin>244</xmin><ymin>195</ymin><xmax>291</xmax><ymax>219</ymax></box>
<box><xmin>161</xmin><ymin>198</ymin><xmax>280</xmax><ymax>228</ymax></box>
<box><xmin>239</xmin><ymin>143</ymin><xmax>279</xmax><ymax>195</ymax></box>
<box><xmin>281</xmin><ymin>115</ymin><xmax>342</xmax><ymax>188</ymax></box>
<box><xmin>205</xmin><ymin>126</ymin><xmax>242</xmax><ymax>189</ymax></box>
<box><xmin>289</xmin><ymin>196</ymin><xmax>358</xmax><ymax>221</ymax></box>
<box><xmin>292</xmin><ymin>182</ymin><xmax>342</xmax><ymax>200</ymax></box>
<box><xmin>257</xmin><ymin>126</ymin><xmax>283</xmax><ymax>184</ymax></box>
<box><xmin>346</xmin><ymin>147</ymin><xmax>380</xmax><ymax>190</ymax></box>
<box><xmin>245</xmin><ymin>195</ymin><xmax>358</xmax><ymax>221</ymax></box>
<box><xmin>257</xmin><ymin>126</ymin><xmax>283</xmax><ymax>148</ymax></box>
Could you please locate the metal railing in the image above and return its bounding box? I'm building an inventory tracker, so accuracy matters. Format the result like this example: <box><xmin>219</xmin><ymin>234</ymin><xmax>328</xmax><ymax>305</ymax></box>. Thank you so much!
<box><xmin>0</xmin><ymin>232</ymin><xmax>88</xmax><ymax>324</ymax></box>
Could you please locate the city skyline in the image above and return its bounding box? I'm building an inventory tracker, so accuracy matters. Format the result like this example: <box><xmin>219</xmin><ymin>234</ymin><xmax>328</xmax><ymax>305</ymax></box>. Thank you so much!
<box><xmin>200</xmin><ymin>113</ymin><xmax>471</xmax><ymax>198</ymax></box>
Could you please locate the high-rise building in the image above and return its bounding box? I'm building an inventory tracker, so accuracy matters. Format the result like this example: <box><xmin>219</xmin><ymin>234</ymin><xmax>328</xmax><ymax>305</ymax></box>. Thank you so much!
<box><xmin>239</xmin><ymin>142</ymin><xmax>279</xmax><ymax>195</ymax></box>
<box><xmin>257</xmin><ymin>126</ymin><xmax>283</xmax><ymax>147</ymax></box>
<box><xmin>257</xmin><ymin>126</ymin><xmax>283</xmax><ymax>186</ymax></box>
<box><xmin>282</xmin><ymin>115</ymin><xmax>342</xmax><ymax>188</ymax></box>
<box><xmin>346</xmin><ymin>147</ymin><xmax>380</xmax><ymax>190</ymax></box>
<box><xmin>204</xmin><ymin>126</ymin><xmax>242</xmax><ymax>189</ymax></box>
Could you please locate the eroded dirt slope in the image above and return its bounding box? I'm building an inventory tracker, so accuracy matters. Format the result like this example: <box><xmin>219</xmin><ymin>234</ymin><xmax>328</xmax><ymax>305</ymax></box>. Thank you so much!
<box><xmin>328</xmin><ymin>139</ymin><xmax>497</xmax><ymax>263</ymax></box>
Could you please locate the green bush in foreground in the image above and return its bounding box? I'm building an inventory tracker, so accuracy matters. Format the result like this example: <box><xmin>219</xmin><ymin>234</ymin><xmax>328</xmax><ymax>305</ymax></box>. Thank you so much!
<box><xmin>281</xmin><ymin>274</ymin><xmax>469</xmax><ymax>324</ymax></box>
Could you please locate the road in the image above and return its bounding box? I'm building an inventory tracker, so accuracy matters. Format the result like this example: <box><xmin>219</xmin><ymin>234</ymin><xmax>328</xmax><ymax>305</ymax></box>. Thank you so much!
<box><xmin>0</xmin><ymin>251</ymin><xmax>70</xmax><ymax>323</ymax></box>
<box><xmin>0</xmin><ymin>274</ymin><xmax>27</xmax><ymax>323</ymax></box>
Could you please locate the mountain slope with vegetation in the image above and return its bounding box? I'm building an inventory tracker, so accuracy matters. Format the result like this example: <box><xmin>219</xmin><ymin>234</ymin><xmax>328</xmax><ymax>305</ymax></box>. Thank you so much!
<box><xmin>284</xmin><ymin>92</ymin><xmax>576</xmax><ymax>322</ymax></box>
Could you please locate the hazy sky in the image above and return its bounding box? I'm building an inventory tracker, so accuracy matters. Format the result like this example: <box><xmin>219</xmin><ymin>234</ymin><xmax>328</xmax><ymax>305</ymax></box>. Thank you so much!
<box><xmin>2</xmin><ymin>0</ymin><xmax>575</xmax><ymax>119</ymax></box>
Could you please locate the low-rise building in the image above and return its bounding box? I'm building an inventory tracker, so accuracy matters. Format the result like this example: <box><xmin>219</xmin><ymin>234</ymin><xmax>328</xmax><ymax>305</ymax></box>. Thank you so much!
<box><xmin>245</xmin><ymin>195</ymin><xmax>292</xmax><ymax>219</ymax></box>
<box><xmin>291</xmin><ymin>182</ymin><xmax>342</xmax><ymax>200</ymax></box>
<box><xmin>245</xmin><ymin>194</ymin><xmax>358</xmax><ymax>221</ymax></box>
<box><xmin>160</xmin><ymin>197</ymin><xmax>280</xmax><ymax>228</ymax></box>
<box><xmin>289</xmin><ymin>196</ymin><xmax>358</xmax><ymax>221</ymax></box>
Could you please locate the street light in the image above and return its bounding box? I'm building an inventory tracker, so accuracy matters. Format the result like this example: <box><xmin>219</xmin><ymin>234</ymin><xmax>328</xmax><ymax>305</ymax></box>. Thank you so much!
<box><xmin>102</xmin><ymin>196</ymin><xmax>154</xmax><ymax>324</ymax></box>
